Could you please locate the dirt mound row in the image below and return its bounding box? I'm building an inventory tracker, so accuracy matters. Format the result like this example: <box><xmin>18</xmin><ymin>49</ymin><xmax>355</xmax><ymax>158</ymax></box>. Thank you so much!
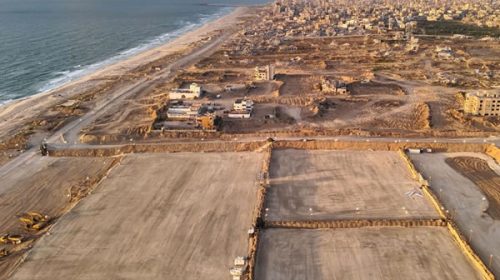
<box><xmin>264</xmin><ymin>219</ymin><xmax>446</xmax><ymax>228</ymax></box>
<box><xmin>446</xmin><ymin>156</ymin><xmax>500</xmax><ymax>220</ymax></box>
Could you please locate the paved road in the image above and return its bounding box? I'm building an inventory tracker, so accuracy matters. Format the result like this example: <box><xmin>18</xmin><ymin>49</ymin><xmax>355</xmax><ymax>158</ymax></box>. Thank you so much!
<box><xmin>54</xmin><ymin>30</ymin><xmax>236</xmax><ymax>145</ymax></box>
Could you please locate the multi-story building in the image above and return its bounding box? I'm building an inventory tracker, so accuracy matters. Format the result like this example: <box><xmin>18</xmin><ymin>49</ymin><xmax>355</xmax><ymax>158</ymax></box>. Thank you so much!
<box><xmin>169</xmin><ymin>83</ymin><xmax>202</xmax><ymax>100</ymax></box>
<box><xmin>228</xmin><ymin>99</ymin><xmax>254</xmax><ymax>119</ymax></box>
<box><xmin>233</xmin><ymin>99</ymin><xmax>254</xmax><ymax>112</ymax></box>
<box><xmin>254</xmin><ymin>65</ymin><xmax>275</xmax><ymax>81</ymax></box>
<box><xmin>464</xmin><ymin>91</ymin><xmax>500</xmax><ymax>116</ymax></box>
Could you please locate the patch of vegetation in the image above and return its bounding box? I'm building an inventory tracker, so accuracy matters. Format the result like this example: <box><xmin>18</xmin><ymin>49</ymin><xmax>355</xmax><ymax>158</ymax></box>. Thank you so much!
<box><xmin>418</xmin><ymin>20</ymin><xmax>500</xmax><ymax>37</ymax></box>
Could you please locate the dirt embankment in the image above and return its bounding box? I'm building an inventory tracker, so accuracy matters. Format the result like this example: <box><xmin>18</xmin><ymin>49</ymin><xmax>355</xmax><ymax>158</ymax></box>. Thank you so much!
<box><xmin>84</xmin><ymin>125</ymin><xmax>496</xmax><ymax>145</ymax></box>
<box><xmin>0</xmin><ymin>133</ymin><xmax>31</xmax><ymax>166</ymax></box>
<box><xmin>251</xmin><ymin>95</ymin><xmax>325</xmax><ymax>107</ymax></box>
<box><xmin>368</xmin><ymin>102</ymin><xmax>431</xmax><ymax>130</ymax></box>
<box><xmin>486</xmin><ymin>144</ymin><xmax>500</xmax><ymax>164</ymax></box>
<box><xmin>48</xmin><ymin>141</ymin><xmax>267</xmax><ymax>157</ymax></box>
<box><xmin>273</xmin><ymin>140</ymin><xmax>487</xmax><ymax>153</ymax></box>
<box><xmin>81</xmin><ymin>130</ymin><xmax>221</xmax><ymax>144</ymax></box>
<box><xmin>47</xmin><ymin>140</ymin><xmax>490</xmax><ymax>159</ymax></box>
<box><xmin>264</xmin><ymin>219</ymin><xmax>446</xmax><ymax>229</ymax></box>
<box><xmin>445</xmin><ymin>157</ymin><xmax>500</xmax><ymax>220</ymax></box>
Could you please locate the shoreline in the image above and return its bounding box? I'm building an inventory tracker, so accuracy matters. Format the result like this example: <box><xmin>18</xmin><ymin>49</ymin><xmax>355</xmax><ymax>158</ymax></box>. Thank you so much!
<box><xmin>0</xmin><ymin>6</ymin><xmax>236</xmax><ymax>108</ymax></box>
<box><xmin>0</xmin><ymin>6</ymin><xmax>251</xmax><ymax>140</ymax></box>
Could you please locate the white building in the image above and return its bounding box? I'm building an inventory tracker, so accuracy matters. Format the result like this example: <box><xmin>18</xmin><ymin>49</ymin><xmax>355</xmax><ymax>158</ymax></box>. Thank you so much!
<box><xmin>233</xmin><ymin>99</ymin><xmax>254</xmax><ymax>112</ymax></box>
<box><xmin>166</xmin><ymin>103</ymin><xmax>201</xmax><ymax>120</ymax></box>
<box><xmin>228</xmin><ymin>112</ymin><xmax>252</xmax><ymax>119</ymax></box>
<box><xmin>228</xmin><ymin>99</ymin><xmax>254</xmax><ymax>119</ymax></box>
<box><xmin>169</xmin><ymin>83</ymin><xmax>202</xmax><ymax>100</ymax></box>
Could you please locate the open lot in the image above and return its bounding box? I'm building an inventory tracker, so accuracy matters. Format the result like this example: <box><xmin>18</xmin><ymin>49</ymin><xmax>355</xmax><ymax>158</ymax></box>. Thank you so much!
<box><xmin>255</xmin><ymin>227</ymin><xmax>480</xmax><ymax>280</ymax></box>
<box><xmin>410</xmin><ymin>152</ymin><xmax>500</xmax><ymax>276</ymax></box>
<box><xmin>446</xmin><ymin>156</ymin><xmax>500</xmax><ymax>219</ymax></box>
<box><xmin>0</xmin><ymin>156</ymin><xmax>116</xmax><ymax>279</ymax></box>
<box><xmin>265</xmin><ymin>150</ymin><xmax>438</xmax><ymax>221</ymax></box>
<box><xmin>9</xmin><ymin>152</ymin><xmax>263</xmax><ymax>280</ymax></box>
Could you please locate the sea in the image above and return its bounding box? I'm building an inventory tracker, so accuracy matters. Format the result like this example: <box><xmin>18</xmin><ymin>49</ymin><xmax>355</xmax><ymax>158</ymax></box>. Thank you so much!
<box><xmin>0</xmin><ymin>0</ymin><xmax>268</xmax><ymax>105</ymax></box>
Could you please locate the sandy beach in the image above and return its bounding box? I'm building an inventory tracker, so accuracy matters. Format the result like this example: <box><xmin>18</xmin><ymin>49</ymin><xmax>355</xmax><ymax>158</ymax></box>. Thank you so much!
<box><xmin>0</xmin><ymin>6</ymin><xmax>251</xmax><ymax>143</ymax></box>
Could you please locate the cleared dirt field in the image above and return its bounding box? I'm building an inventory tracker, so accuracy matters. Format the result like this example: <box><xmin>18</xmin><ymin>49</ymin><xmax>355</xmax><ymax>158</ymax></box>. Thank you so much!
<box><xmin>411</xmin><ymin>153</ymin><xmax>500</xmax><ymax>276</ymax></box>
<box><xmin>348</xmin><ymin>81</ymin><xmax>406</xmax><ymax>96</ymax></box>
<box><xmin>255</xmin><ymin>228</ymin><xmax>480</xmax><ymax>280</ymax></box>
<box><xmin>265</xmin><ymin>150</ymin><xmax>438</xmax><ymax>221</ymax></box>
<box><xmin>446</xmin><ymin>157</ymin><xmax>500</xmax><ymax>220</ymax></box>
<box><xmin>276</xmin><ymin>74</ymin><xmax>320</xmax><ymax>96</ymax></box>
<box><xmin>0</xmin><ymin>156</ymin><xmax>116</xmax><ymax>279</ymax></box>
<box><xmin>9</xmin><ymin>152</ymin><xmax>263</xmax><ymax>280</ymax></box>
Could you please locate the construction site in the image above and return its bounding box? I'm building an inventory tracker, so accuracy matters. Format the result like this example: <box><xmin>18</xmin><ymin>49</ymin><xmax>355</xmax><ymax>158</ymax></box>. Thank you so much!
<box><xmin>411</xmin><ymin>152</ymin><xmax>500</xmax><ymax>277</ymax></box>
<box><xmin>0</xmin><ymin>139</ymin><xmax>498</xmax><ymax>280</ymax></box>
<box><xmin>0</xmin><ymin>1</ymin><xmax>499</xmax><ymax>280</ymax></box>
<box><xmin>5</xmin><ymin>153</ymin><xmax>262</xmax><ymax>279</ymax></box>
<box><xmin>255</xmin><ymin>228</ymin><xmax>479</xmax><ymax>279</ymax></box>
<box><xmin>265</xmin><ymin>150</ymin><xmax>439</xmax><ymax>221</ymax></box>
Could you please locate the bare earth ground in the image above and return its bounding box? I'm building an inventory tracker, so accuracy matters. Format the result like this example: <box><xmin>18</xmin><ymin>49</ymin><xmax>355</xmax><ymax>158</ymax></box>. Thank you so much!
<box><xmin>255</xmin><ymin>228</ymin><xmax>480</xmax><ymax>280</ymax></box>
<box><xmin>9</xmin><ymin>152</ymin><xmax>263</xmax><ymax>280</ymax></box>
<box><xmin>410</xmin><ymin>152</ymin><xmax>500</xmax><ymax>275</ymax></box>
<box><xmin>0</xmin><ymin>157</ymin><xmax>116</xmax><ymax>279</ymax></box>
<box><xmin>446</xmin><ymin>156</ymin><xmax>500</xmax><ymax>219</ymax></box>
<box><xmin>265</xmin><ymin>150</ymin><xmax>438</xmax><ymax>221</ymax></box>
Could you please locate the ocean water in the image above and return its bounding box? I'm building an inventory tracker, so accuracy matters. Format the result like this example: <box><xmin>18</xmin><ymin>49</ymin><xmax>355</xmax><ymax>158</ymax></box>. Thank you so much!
<box><xmin>0</xmin><ymin>0</ymin><xmax>268</xmax><ymax>105</ymax></box>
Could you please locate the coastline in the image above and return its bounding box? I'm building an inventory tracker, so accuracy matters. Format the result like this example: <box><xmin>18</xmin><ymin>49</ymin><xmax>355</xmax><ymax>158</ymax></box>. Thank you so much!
<box><xmin>0</xmin><ymin>6</ymin><xmax>251</xmax><ymax>140</ymax></box>
<box><xmin>1</xmin><ymin>6</ymin><xmax>236</xmax><ymax>107</ymax></box>
<box><xmin>34</xmin><ymin>6</ymin><xmax>235</xmax><ymax>98</ymax></box>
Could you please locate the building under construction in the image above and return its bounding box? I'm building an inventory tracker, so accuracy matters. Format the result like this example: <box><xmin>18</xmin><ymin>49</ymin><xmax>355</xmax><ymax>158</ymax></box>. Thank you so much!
<box><xmin>464</xmin><ymin>91</ymin><xmax>500</xmax><ymax>116</ymax></box>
